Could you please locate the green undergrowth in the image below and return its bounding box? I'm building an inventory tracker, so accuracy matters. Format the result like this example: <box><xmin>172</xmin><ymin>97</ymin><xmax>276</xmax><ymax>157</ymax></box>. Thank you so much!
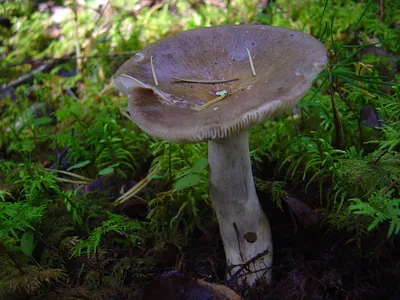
<box><xmin>1</xmin><ymin>0</ymin><xmax>400</xmax><ymax>297</ymax></box>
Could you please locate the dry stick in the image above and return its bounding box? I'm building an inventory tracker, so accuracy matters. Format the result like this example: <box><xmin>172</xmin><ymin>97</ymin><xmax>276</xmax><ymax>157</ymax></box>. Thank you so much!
<box><xmin>383</xmin><ymin>181</ymin><xmax>397</xmax><ymax>194</ymax></box>
<box><xmin>94</xmin><ymin>0</ymin><xmax>111</xmax><ymax>27</ymax></box>
<box><xmin>113</xmin><ymin>166</ymin><xmax>160</xmax><ymax>206</ymax></box>
<box><xmin>47</xmin><ymin>169</ymin><xmax>92</xmax><ymax>182</ymax></box>
<box><xmin>142</xmin><ymin>1</ymin><xmax>167</xmax><ymax>26</ymax></box>
<box><xmin>99</xmin><ymin>83</ymin><xmax>115</xmax><ymax>95</ymax></box>
<box><xmin>245</xmin><ymin>47</ymin><xmax>256</xmax><ymax>76</ymax></box>
<box><xmin>372</xmin><ymin>148</ymin><xmax>389</xmax><ymax>166</ymax></box>
<box><xmin>7</xmin><ymin>52</ymin><xmax>138</xmax><ymax>68</ymax></box>
<box><xmin>226</xmin><ymin>248</ymin><xmax>271</xmax><ymax>285</ymax></box>
<box><xmin>150</xmin><ymin>56</ymin><xmax>159</xmax><ymax>86</ymax></box>
<box><xmin>0</xmin><ymin>62</ymin><xmax>57</xmax><ymax>94</ymax></box>
<box><xmin>207</xmin><ymin>257</ymin><xmax>220</xmax><ymax>281</ymax></box>
<box><xmin>119</xmin><ymin>109</ymin><xmax>132</xmax><ymax>120</ymax></box>
<box><xmin>56</xmin><ymin>178</ymin><xmax>90</xmax><ymax>185</ymax></box>
<box><xmin>172</xmin><ymin>77</ymin><xmax>239</xmax><ymax>84</ymax></box>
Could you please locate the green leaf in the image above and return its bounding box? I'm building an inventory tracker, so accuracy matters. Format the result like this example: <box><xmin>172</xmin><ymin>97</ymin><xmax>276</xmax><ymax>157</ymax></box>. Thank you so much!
<box><xmin>99</xmin><ymin>167</ymin><xmax>114</xmax><ymax>176</ymax></box>
<box><xmin>191</xmin><ymin>158</ymin><xmax>208</xmax><ymax>173</ymax></box>
<box><xmin>32</xmin><ymin>117</ymin><xmax>53</xmax><ymax>127</ymax></box>
<box><xmin>174</xmin><ymin>174</ymin><xmax>201</xmax><ymax>190</ymax></box>
<box><xmin>21</xmin><ymin>232</ymin><xmax>35</xmax><ymax>256</ymax></box>
<box><xmin>67</xmin><ymin>160</ymin><xmax>90</xmax><ymax>171</ymax></box>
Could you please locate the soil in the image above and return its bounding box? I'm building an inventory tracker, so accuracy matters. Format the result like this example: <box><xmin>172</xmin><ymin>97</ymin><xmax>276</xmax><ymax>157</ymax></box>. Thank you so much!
<box><xmin>134</xmin><ymin>179</ymin><xmax>400</xmax><ymax>300</ymax></box>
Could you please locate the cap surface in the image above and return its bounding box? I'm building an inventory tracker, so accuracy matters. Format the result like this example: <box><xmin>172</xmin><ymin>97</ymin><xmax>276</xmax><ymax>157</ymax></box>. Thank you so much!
<box><xmin>113</xmin><ymin>24</ymin><xmax>327</xmax><ymax>143</ymax></box>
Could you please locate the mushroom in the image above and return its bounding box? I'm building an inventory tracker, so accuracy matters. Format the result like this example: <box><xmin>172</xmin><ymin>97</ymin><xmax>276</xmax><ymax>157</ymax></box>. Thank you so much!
<box><xmin>113</xmin><ymin>25</ymin><xmax>327</xmax><ymax>286</ymax></box>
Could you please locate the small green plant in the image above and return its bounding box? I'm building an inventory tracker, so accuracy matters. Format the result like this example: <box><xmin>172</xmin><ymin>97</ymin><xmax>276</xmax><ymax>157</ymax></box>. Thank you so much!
<box><xmin>1</xmin><ymin>0</ymin><xmax>400</xmax><ymax>297</ymax></box>
<box><xmin>349</xmin><ymin>189</ymin><xmax>400</xmax><ymax>237</ymax></box>
<box><xmin>72</xmin><ymin>212</ymin><xmax>143</xmax><ymax>257</ymax></box>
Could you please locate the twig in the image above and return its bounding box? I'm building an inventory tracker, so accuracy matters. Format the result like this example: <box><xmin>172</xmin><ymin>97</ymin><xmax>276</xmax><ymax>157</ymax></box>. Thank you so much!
<box><xmin>47</xmin><ymin>169</ymin><xmax>93</xmax><ymax>181</ymax></box>
<box><xmin>380</xmin><ymin>0</ymin><xmax>384</xmax><ymax>22</ymax></box>
<box><xmin>383</xmin><ymin>181</ymin><xmax>397</xmax><ymax>194</ymax></box>
<box><xmin>372</xmin><ymin>149</ymin><xmax>388</xmax><ymax>166</ymax></box>
<box><xmin>142</xmin><ymin>1</ymin><xmax>167</xmax><ymax>26</ymax></box>
<box><xmin>226</xmin><ymin>248</ymin><xmax>270</xmax><ymax>285</ymax></box>
<box><xmin>56</xmin><ymin>178</ymin><xmax>91</xmax><ymax>185</ymax></box>
<box><xmin>207</xmin><ymin>257</ymin><xmax>220</xmax><ymax>281</ymax></box>
<box><xmin>113</xmin><ymin>165</ymin><xmax>160</xmax><ymax>206</ymax></box>
<box><xmin>6</xmin><ymin>52</ymin><xmax>138</xmax><ymax>68</ymax></box>
<box><xmin>94</xmin><ymin>0</ymin><xmax>111</xmax><ymax>27</ymax></box>
<box><xmin>0</xmin><ymin>63</ymin><xmax>57</xmax><ymax>94</ymax></box>
<box><xmin>119</xmin><ymin>108</ymin><xmax>131</xmax><ymax>120</ymax></box>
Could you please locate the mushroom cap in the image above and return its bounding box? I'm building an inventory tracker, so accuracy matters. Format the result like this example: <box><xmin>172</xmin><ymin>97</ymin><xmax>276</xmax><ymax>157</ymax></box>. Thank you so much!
<box><xmin>113</xmin><ymin>24</ymin><xmax>327</xmax><ymax>143</ymax></box>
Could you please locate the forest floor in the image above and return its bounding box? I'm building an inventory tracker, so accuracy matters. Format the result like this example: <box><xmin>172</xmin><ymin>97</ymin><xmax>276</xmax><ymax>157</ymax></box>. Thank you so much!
<box><xmin>1</xmin><ymin>0</ymin><xmax>400</xmax><ymax>299</ymax></box>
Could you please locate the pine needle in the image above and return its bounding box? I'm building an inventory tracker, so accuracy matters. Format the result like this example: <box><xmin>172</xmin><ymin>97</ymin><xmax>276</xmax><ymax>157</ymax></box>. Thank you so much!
<box><xmin>191</xmin><ymin>92</ymin><xmax>228</xmax><ymax>111</ymax></box>
<box><xmin>245</xmin><ymin>47</ymin><xmax>256</xmax><ymax>76</ymax></box>
<box><xmin>173</xmin><ymin>77</ymin><xmax>238</xmax><ymax>84</ymax></box>
<box><xmin>150</xmin><ymin>56</ymin><xmax>159</xmax><ymax>86</ymax></box>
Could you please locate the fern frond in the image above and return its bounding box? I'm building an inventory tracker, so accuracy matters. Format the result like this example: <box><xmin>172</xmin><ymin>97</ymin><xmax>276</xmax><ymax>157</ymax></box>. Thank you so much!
<box><xmin>349</xmin><ymin>190</ymin><xmax>400</xmax><ymax>237</ymax></box>
<box><xmin>0</xmin><ymin>266</ymin><xmax>66</xmax><ymax>295</ymax></box>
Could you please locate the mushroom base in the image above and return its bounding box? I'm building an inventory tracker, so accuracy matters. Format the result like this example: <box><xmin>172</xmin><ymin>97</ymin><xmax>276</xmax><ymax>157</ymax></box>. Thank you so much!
<box><xmin>208</xmin><ymin>131</ymin><xmax>273</xmax><ymax>286</ymax></box>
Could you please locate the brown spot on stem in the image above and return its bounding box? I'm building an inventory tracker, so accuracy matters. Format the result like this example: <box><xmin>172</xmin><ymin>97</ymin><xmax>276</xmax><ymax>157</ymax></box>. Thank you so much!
<box><xmin>243</xmin><ymin>232</ymin><xmax>257</xmax><ymax>243</ymax></box>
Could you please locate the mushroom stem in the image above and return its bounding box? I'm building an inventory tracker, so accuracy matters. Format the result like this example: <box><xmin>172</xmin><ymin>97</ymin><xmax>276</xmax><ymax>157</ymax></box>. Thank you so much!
<box><xmin>208</xmin><ymin>131</ymin><xmax>272</xmax><ymax>286</ymax></box>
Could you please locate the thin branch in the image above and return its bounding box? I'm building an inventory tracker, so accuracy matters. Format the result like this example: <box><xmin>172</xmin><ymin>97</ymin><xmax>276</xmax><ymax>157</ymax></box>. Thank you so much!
<box><xmin>0</xmin><ymin>62</ymin><xmax>56</xmax><ymax>94</ymax></box>
<box><xmin>113</xmin><ymin>166</ymin><xmax>159</xmax><ymax>206</ymax></box>
<box><xmin>372</xmin><ymin>149</ymin><xmax>388</xmax><ymax>166</ymax></box>
<box><xmin>383</xmin><ymin>181</ymin><xmax>397</xmax><ymax>194</ymax></box>
<box><xmin>47</xmin><ymin>169</ymin><xmax>93</xmax><ymax>181</ymax></box>
<box><xmin>56</xmin><ymin>178</ymin><xmax>91</xmax><ymax>185</ymax></box>
<box><xmin>226</xmin><ymin>248</ymin><xmax>270</xmax><ymax>285</ymax></box>
<box><xmin>2</xmin><ymin>51</ymin><xmax>137</xmax><ymax>94</ymax></box>
<box><xmin>94</xmin><ymin>0</ymin><xmax>111</xmax><ymax>27</ymax></box>
<box><xmin>6</xmin><ymin>52</ymin><xmax>138</xmax><ymax>68</ymax></box>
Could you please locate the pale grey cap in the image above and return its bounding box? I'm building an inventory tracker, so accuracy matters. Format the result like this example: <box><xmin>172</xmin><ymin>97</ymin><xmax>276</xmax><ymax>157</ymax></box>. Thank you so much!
<box><xmin>113</xmin><ymin>25</ymin><xmax>327</xmax><ymax>143</ymax></box>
